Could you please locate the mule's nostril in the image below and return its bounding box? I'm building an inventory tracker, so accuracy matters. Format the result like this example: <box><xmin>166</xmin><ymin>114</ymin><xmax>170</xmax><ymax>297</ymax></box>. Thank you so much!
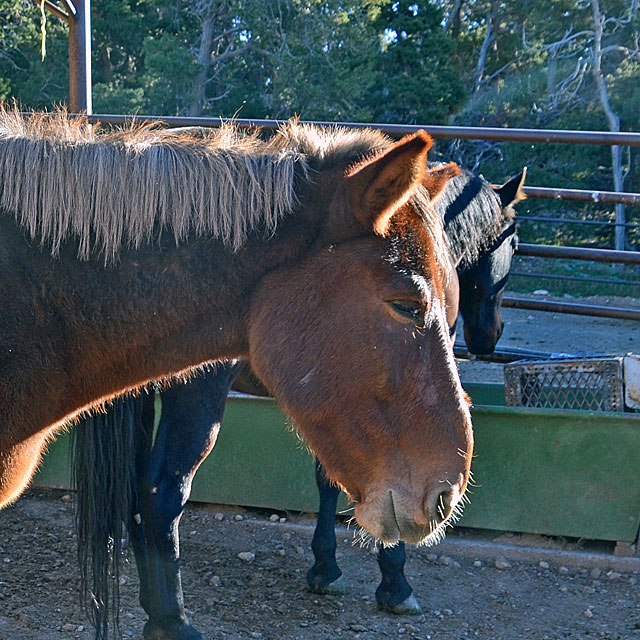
<box><xmin>434</xmin><ymin>489</ymin><xmax>455</xmax><ymax>524</ymax></box>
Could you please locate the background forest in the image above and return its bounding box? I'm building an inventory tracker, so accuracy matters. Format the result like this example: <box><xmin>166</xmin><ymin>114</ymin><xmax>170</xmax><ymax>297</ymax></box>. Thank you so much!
<box><xmin>0</xmin><ymin>0</ymin><xmax>639</xmax><ymax>293</ymax></box>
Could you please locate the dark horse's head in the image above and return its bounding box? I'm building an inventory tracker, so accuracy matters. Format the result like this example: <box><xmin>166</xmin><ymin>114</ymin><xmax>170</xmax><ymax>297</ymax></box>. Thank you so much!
<box><xmin>443</xmin><ymin>169</ymin><xmax>526</xmax><ymax>356</ymax></box>
<box><xmin>248</xmin><ymin>131</ymin><xmax>473</xmax><ymax>545</ymax></box>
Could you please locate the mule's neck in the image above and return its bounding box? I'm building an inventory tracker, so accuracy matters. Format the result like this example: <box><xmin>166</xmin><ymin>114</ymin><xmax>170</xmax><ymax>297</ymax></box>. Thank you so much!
<box><xmin>0</xmin><ymin>201</ymin><xmax>318</xmax><ymax>434</ymax></box>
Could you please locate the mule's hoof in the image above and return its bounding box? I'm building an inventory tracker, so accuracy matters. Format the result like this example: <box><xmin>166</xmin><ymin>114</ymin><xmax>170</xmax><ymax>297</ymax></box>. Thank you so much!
<box><xmin>306</xmin><ymin>575</ymin><xmax>346</xmax><ymax>595</ymax></box>
<box><xmin>143</xmin><ymin>619</ymin><xmax>203</xmax><ymax>640</ymax></box>
<box><xmin>378</xmin><ymin>594</ymin><xmax>422</xmax><ymax>615</ymax></box>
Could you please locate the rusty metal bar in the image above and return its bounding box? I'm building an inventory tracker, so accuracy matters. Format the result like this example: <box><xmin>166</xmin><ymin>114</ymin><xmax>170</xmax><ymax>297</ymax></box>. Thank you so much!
<box><xmin>517</xmin><ymin>243</ymin><xmax>640</xmax><ymax>264</ymax></box>
<box><xmin>502</xmin><ymin>296</ymin><xmax>640</xmax><ymax>321</ymax></box>
<box><xmin>510</xmin><ymin>270</ymin><xmax>640</xmax><ymax>287</ymax></box>
<box><xmin>29</xmin><ymin>0</ymin><xmax>70</xmax><ymax>22</ymax></box>
<box><xmin>517</xmin><ymin>215</ymin><xmax>640</xmax><ymax>228</ymax></box>
<box><xmin>82</xmin><ymin>113</ymin><xmax>640</xmax><ymax>148</ymax></box>
<box><xmin>68</xmin><ymin>0</ymin><xmax>91</xmax><ymax>113</ymax></box>
<box><xmin>453</xmin><ymin>343</ymin><xmax>557</xmax><ymax>363</ymax></box>
<box><xmin>521</xmin><ymin>186</ymin><xmax>640</xmax><ymax>207</ymax></box>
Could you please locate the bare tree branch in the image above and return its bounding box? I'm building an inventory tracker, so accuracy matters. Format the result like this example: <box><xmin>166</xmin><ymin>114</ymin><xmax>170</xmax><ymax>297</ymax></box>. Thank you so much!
<box><xmin>472</xmin><ymin>0</ymin><xmax>500</xmax><ymax>93</ymax></box>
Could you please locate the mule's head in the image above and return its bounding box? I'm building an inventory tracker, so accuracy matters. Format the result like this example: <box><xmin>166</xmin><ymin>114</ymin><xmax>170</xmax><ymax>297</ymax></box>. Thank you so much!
<box><xmin>248</xmin><ymin>132</ymin><xmax>473</xmax><ymax>545</ymax></box>
<box><xmin>459</xmin><ymin>170</ymin><xmax>526</xmax><ymax>355</ymax></box>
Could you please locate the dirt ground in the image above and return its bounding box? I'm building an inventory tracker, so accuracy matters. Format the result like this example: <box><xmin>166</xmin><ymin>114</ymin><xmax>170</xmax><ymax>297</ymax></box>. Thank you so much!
<box><xmin>1</xmin><ymin>491</ymin><xmax>639</xmax><ymax>640</ymax></box>
<box><xmin>0</xmin><ymin>294</ymin><xmax>639</xmax><ymax>640</ymax></box>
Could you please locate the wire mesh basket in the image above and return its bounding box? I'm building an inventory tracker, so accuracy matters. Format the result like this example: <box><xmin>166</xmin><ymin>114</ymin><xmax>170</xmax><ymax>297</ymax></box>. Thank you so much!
<box><xmin>504</xmin><ymin>355</ymin><xmax>639</xmax><ymax>412</ymax></box>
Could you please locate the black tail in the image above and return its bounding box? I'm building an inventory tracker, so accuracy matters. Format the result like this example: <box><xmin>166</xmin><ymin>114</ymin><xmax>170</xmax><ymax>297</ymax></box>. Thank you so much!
<box><xmin>71</xmin><ymin>396</ymin><xmax>145</xmax><ymax>639</ymax></box>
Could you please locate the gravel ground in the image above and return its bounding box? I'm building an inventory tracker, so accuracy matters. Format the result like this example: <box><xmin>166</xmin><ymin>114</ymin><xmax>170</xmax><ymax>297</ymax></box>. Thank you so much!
<box><xmin>1</xmin><ymin>492</ymin><xmax>639</xmax><ymax>640</ymax></box>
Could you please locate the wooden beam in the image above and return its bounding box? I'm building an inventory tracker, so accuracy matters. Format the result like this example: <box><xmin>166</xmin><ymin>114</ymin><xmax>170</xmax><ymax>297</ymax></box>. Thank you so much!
<box><xmin>29</xmin><ymin>0</ymin><xmax>70</xmax><ymax>23</ymax></box>
<box><xmin>61</xmin><ymin>0</ymin><xmax>77</xmax><ymax>17</ymax></box>
<box><xmin>67</xmin><ymin>0</ymin><xmax>92</xmax><ymax>113</ymax></box>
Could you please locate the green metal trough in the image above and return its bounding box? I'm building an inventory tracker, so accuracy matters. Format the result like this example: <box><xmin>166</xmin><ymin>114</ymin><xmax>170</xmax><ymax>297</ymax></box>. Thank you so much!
<box><xmin>34</xmin><ymin>382</ymin><xmax>640</xmax><ymax>544</ymax></box>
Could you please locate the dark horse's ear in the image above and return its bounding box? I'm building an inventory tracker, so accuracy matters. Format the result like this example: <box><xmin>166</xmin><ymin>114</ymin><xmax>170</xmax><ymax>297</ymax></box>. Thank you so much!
<box><xmin>422</xmin><ymin>162</ymin><xmax>460</xmax><ymax>200</ymax></box>
<box><xmin>345</xmin><ymin>131</ymin><xmax>433</xmax><ymax>236</ymax></box>
<box><xmin>494</xmin><ymin>167</ymin><xmax>527</xmax><ymax>207</ymax></box>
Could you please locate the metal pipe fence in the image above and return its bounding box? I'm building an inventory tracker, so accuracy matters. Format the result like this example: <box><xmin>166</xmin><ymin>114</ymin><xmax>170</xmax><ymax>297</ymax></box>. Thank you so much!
<box><xmin>501</xmin><ymin>296</ymin><xmax>640</xmax><ymax>322</ymax></box>
<box><xmin>517</xmin><ymin>243</ymin><xmax>640</xmax><ymax>264</ymax></box>
<box><xmin>521</xmin><ymin>186</ymin><xmax>640</xmax><ymax>207</ymax></box>
<box><xmin>516</xmin><ymin>215</ymin><xmax>640</xmax><ymax>228</ymax></box>
<box><xmin>84</xmin><ymin>113</ymin><xmax>640</xmax><ymax>147</ymax></box>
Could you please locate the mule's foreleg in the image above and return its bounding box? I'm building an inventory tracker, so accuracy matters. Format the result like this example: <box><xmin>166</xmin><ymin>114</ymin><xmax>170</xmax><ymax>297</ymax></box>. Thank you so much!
<box><xmin>306</xmin><ymin>458</ymin><xmax>345</xmax><ymax>594</ymax></box>
<box><xmin>129</xmin><ymin>364</ymin><xmax>240</xmax><ymax>640</ymax></box>
<box><xmin>0</xmin><ymin>431</ymin><xmax>49</xmax><ymax>508</ymax></box>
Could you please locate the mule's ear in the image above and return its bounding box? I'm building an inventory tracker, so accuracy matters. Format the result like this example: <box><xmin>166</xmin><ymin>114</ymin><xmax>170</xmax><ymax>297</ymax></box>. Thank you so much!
<box><xmin>346</xmin><ymin>131</ymin><xmax>433</xmax><ymax>235</ymax></box>
<box><xmin>494</xmin><ymin>167</ymin><xmax>527</xmax><ymax>207</ymax></box>
<box><xmin>422</xmin><ymin>162</ymin><xmax>460</xmax><ymax>201</ymax></box>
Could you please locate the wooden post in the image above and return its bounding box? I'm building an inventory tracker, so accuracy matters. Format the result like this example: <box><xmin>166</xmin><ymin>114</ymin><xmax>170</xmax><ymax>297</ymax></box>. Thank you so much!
<box><xmin>68</xmin><ymin>0</ymin><xmax>92</xmax><ymax>113</ymax></box>
<box><xmin>30</xmin><ymin>0</ymin><xmax>92</xmax><ymax>114</ymax></box>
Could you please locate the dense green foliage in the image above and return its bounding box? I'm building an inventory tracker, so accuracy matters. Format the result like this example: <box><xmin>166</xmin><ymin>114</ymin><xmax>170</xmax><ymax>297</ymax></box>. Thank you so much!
<box><xmin>1</xmin><ymin>0</ymin><xmax>639</xmax><ymax>271</ymax></box>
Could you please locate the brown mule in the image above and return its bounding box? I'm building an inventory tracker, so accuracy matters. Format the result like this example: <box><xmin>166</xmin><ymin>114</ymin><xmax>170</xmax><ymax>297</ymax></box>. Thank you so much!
<box><xmin>0</xmin><ymin>111</ymin><xmax>472</xmax><ymax>549</ymax></box>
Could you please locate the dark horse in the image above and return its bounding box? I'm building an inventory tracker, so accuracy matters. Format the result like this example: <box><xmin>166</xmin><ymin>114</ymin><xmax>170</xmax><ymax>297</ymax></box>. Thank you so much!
<box><xmin>307</xmin><ymin>166</ymin><xmax>525</xmax><ymax>614</ymax></box>
<box><xmin>73</xmin><ymin>155</ymin><xmax>525</xmax><ymax>638</ymax></box>
<box><xmin>0</xmin><ymin>110</ymin><xmax>473</xmax><ymax>637</ymax></box>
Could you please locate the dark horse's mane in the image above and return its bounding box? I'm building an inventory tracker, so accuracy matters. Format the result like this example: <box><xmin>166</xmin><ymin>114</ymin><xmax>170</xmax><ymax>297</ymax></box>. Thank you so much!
<box><xmin>432</xmin><ymin>163</ymin><xmax>515</xmax><ymax>269</ymax></box>
<box><xmin>0</xmin><ymin>108</ymin><xmax>446</xmax><ymax>264</ymax></box>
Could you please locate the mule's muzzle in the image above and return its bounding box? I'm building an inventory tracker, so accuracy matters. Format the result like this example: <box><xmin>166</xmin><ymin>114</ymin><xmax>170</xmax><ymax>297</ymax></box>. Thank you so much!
<box><xmin>354</xmin><ymin>481</ymin><xmax>464</xmax><ymax>545</ymax></box>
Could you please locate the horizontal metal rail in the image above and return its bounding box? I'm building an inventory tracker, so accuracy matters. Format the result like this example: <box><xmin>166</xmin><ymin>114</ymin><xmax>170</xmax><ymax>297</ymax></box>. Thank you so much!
<box><xmin>517</xmin><ymin>243</ymin><xmax>640</xmax><ymax>264</ymax></box>
<box><xmin>454</xmin><ymin>343</ymin><xmax>558</xmax><ymax>363</ymax></box>
<box><xmin>509</xmin><ymin>270</ymin><xmax>640</xmax><ymax>287</ymax></box>
<box><xmin>521</xmin><ymin>186</ymin><xmax>640</xmax><ymax>207</ymax></box>
<box><xmin>502</xmin><ymin>295</ymin><xmax>640</xmax><ymax>321</ymax></box>
<box><xmin>517</xmin><ymin>215</ymin><xmax>640</xmax><ymax>228</ymax></box>
<box><xmin>84</xmin><ymin>113</ymin><xmax>640</xmax><ymax>147</ymax></box>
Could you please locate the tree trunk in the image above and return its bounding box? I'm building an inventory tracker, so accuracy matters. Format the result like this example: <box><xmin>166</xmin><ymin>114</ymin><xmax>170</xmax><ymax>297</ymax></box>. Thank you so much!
<box><xmin>546</xmin><ymin>44</ymin><xmax>558</xmax><ymax>96</ymax></box>
<box><xmin>591</xmin><ymin>0</ymin><xmax>627</xmax><ymax>250</ymax></box>
<box><xmin>98</xmin><ymin>42</ymin><xmax>114</xmax><ymax>85</ymax></box>
<box><xmin>448</xmin><ymin>0</ymin><xmax>465</xmax><ymax>40</ymax></box>
<box><xmin>188</xmin><ymin>11</ymin><xmax>215</xmax><ymax>117</ymax></box>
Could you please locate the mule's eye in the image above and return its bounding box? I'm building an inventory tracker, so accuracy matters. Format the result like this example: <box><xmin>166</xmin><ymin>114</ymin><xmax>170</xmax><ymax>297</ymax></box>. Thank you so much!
<box><xmin>388</xmin><ymin>300</ymin><xmax>423</xmax><ymax>321</ymax></box>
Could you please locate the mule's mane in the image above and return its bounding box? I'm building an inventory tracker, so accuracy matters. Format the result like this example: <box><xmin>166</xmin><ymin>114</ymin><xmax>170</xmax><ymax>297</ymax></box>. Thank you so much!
<box><xmin>0</xmin><ymin>109</ymin><xmax>317</xmax><ymax>260</ymax></box>
<box><xmin>433</xmin><ymin>165</ymin><xmax>514</xmax><ymax>269</ymax></box>
<box><xmin>0</xmin><ymin>108</ymin><xmax>448</xmax><ymax>267</ymax></box>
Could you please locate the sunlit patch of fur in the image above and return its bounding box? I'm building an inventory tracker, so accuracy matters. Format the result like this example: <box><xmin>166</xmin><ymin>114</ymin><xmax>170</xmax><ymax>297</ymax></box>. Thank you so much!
<box><xmin>350</xmin><ymin>523</ymin><xmax>377</xmax><ymax>550</ymax></box>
